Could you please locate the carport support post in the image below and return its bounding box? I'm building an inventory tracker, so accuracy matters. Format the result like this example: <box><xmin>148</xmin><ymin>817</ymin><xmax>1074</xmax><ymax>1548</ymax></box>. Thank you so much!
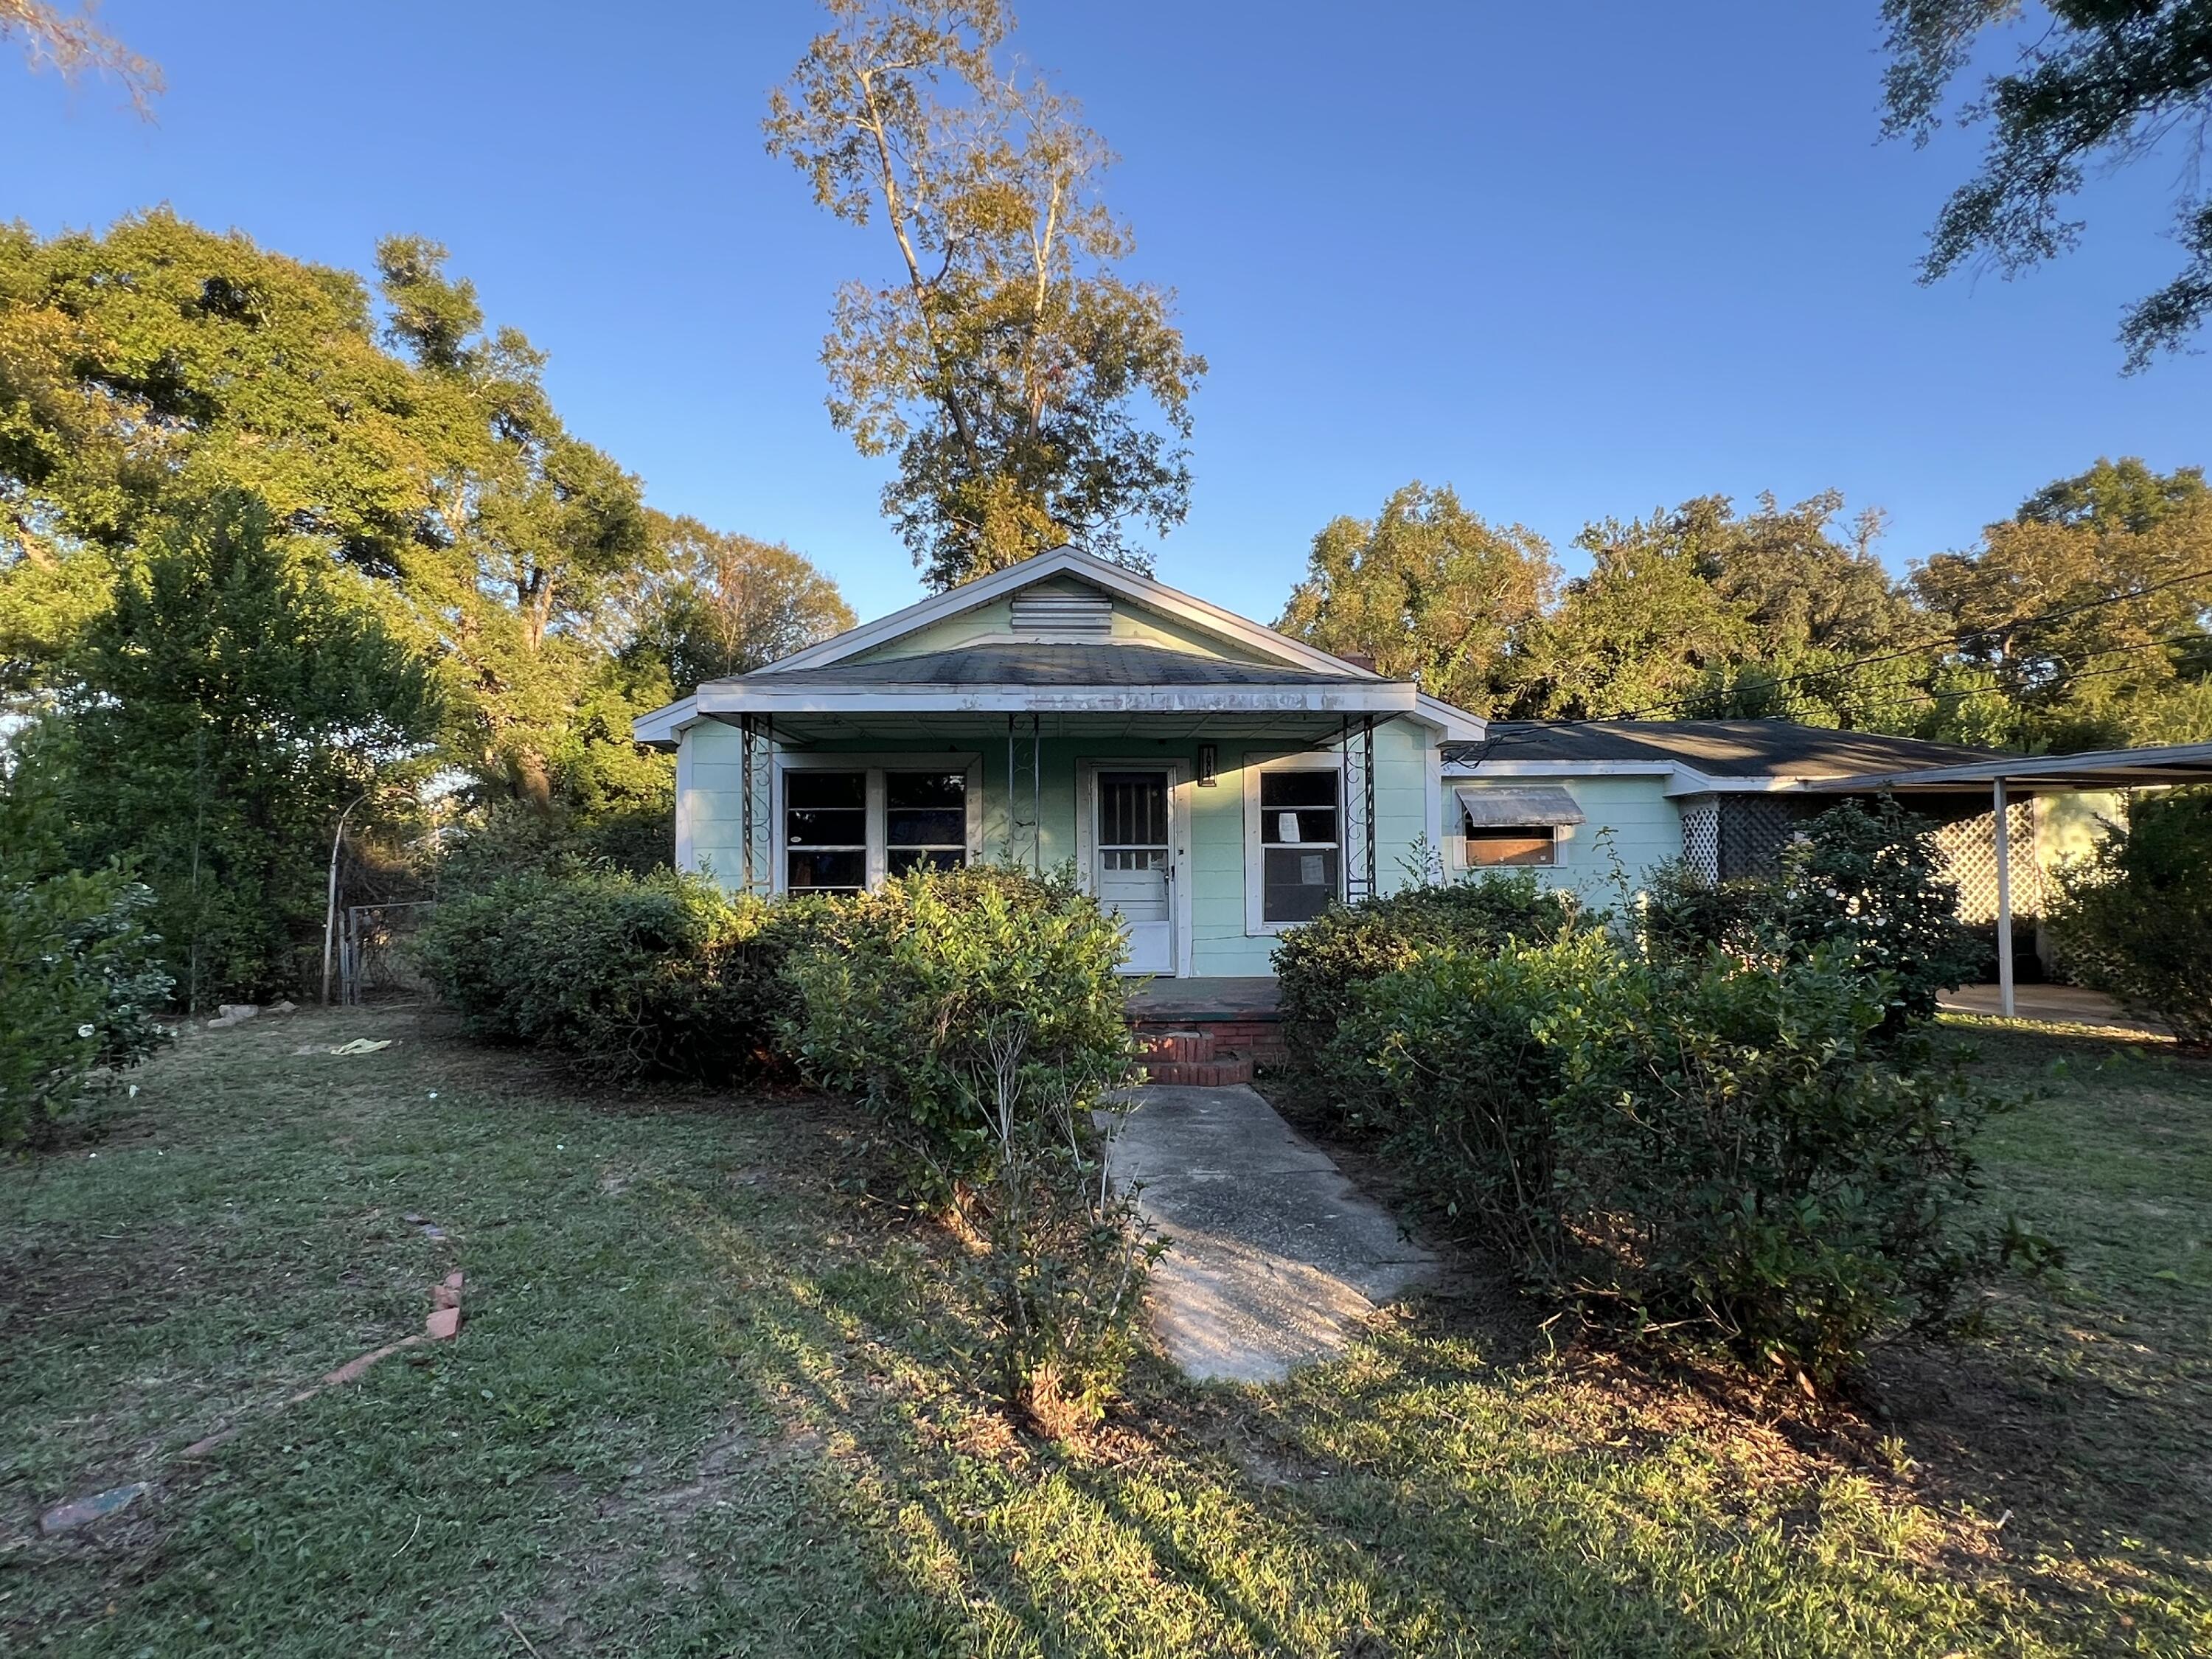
<box><xmin>1993</xmin><ymin>776</ymin><xmax>2014</xmax><ymax>1018</ymax></box>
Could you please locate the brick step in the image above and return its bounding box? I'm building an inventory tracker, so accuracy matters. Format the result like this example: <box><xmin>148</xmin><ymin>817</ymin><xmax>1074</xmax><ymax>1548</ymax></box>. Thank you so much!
<box><xmin>1133</xmin><ymin>1028</ymin><xmax>1213</xmax><ymax>1065</ymax></box>
<box><xmin>1138</xmin><ymin>1050</ymin><xmax>1255</xmax><ymax>1087</ymax></box>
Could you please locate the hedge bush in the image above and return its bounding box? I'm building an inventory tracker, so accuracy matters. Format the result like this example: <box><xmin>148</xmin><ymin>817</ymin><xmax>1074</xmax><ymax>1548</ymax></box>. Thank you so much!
<box><xmin>1273</xmin><ymin>872</ymin><xmax>1593</xmax><ymax>1108</ymax></box>
<box><xmin>1</xmin><ymin>782</ymin><xmax>173</xmax><ymax>1148</ymax></box>
<box><xmin>1338</xmin><ymin>936</ymin><xmax>2000</xmax><ymax>1386</ymax></box>
<box><xmin>782</xmin><ymin>863</ymin><xmax>1148</xmax><ymax>1432</ymax></box>
<box><xmin>2046</xmin><ymin>790</ymin><xmax>2212</xmax><ymax>1043</ymax></box>
<box><xmin>413</xmin><ymin>866</ymin><xmax>816</xmax><ymax>1084</ymax></box>
<box><xmin>1641</xmin><ymin>797</ymin><xmax>1980</xmax><ymax>1034</ymax></box>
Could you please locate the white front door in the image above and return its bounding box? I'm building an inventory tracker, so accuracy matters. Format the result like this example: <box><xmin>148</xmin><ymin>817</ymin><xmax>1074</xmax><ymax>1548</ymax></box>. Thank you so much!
<box><xmin>1093</xmin><ymin>768</ymin><xmax>1175</xmax><ymax>975</ymax></box>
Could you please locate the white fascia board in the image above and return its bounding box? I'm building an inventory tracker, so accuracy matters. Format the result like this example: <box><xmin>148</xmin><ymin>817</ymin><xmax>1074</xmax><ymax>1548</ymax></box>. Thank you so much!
<box><xmin>632</xmin><ymin>694</ymin><xmax>699</xmax><ymax>747</ymax></box>
<box><xmin>1442</xmin><ymin>758</ymin><xmax>1680</xmax><ymax>779</ymax></box>
<box><xmin>742</xmin><ymin>546</ymin><xmax>1385</xmax><ymax>681</ymax></box>
<box><xmin>689</xmin><ymin>681</ymin><xmax>1419</xmax><ymax>717</ymax></box>
<box><xmin>1410</xmin><ymin>692</ymin><xmax>1486</xmax><ymax>740</ymax></box>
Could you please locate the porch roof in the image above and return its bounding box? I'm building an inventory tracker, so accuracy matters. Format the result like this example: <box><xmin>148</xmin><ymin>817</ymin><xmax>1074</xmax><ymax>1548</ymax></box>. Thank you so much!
<box><xmin>732</xmin><ymin>641</ymin><xmax>1368</xmax><ymax>689</ymax></box>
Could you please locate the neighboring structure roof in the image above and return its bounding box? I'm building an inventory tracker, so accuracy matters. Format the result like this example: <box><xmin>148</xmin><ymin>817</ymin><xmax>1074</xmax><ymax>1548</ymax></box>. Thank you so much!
<box><xmin>1444</xmin><ymin>720</ymin><xmax>2000</xmax><ymax>779</ymax></box>
<box><xmin>733</xmin><ymin>642</ymin><xmax>1368</xmax><ymax>689</ymax></box>
<box><xmin>1796</xmin><ymin>740</ymin><xmax>2212</xmax><ymax>793</ymax></box>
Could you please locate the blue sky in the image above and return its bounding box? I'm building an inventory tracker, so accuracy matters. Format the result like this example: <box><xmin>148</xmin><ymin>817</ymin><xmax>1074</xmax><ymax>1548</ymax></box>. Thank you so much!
<box><xmin>7</xmin><ymin>1</ymin><xmax>2205</xmax><ymax>625</ymax></box>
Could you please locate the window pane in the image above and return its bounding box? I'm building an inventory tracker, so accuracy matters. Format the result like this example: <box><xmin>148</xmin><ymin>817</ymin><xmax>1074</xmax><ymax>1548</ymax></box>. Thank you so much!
<box><xmin>786</xmin><ymin>770</ymin><xmax>866</xmax><ymax>848</ymax></box>
<box><xmin>888</xmin><ymin>847</ymin><xmax>966</xmax><ymax>876</ymax></box>
<box><xmin>787</xmin><ymin>807</ymin><xmax>866</xmax><ymax>846</ymax></box>
<box><xmin>785</xmin><ymin>771</ymin><xmax>865</xmax><ymax>809</ymax></box>
<box><xmin>1264</xmin><ymin>807</ymin><xmax>1338</xmax><ymax>847</ymax></box>
<box><xmin>885</xmin><ymin>772</ymin><xmax>964</xmax><ymax>810</ymax></box>
<box><xmin>1262</xmin><ymin>845</ymin><xmax>1339</xmax><ymax>925</ymax></box>
<box><xmin>1261</xmin><ymin>770</ymin><xmax>1338</xmax><ymax>809</ymax></box>
<box><xmin>886</xmin><ymin>810</ymin><xmax>964</xmax><ymax>847</ymax></box>
<box><xmin>1467</xmin><ymin>829</ymin><xmax>1556</xmax><ymax>867</ymax></box>
<box><xmin>787</xmin><ymin>848</ymin><xmax>866</xmax><ymax>890</ymax></box>
<box><xmin>1099</xmin><ymin>771</ymin><xmax>1167</xmax><ymax>846</ymax></box>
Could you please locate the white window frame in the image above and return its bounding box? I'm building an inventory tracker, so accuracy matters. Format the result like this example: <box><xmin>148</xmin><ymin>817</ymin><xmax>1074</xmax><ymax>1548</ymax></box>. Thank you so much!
<box><xmin>1242</xmin><ymin>750</ymin><xmax>1346</xmax><ymax>935</ymax></box>
<box><xmin>773</xmin><ymin>752</ymin><xmax>983</xmax><ymax>894</ymax></box>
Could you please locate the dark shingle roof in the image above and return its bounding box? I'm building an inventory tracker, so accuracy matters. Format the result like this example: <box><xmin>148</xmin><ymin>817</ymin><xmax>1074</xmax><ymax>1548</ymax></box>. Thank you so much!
<box><xmin>1443</xmin><ymin>720</ymin><xmax>2003</xmax><ymax>779</ymax></box>
<box><xmin>742</xmin><ymin>642</ymin><xmax>1370</xmax><ymax>688</ymax></box>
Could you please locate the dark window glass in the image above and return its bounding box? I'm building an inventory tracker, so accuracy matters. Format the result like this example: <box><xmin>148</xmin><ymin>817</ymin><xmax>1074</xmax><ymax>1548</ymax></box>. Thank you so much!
<box><xmin>886</xmin><ymin>771</ymin><xmax>966</xmax><ymax>852</ymax></box>
<box><xmin>1259</xmin><ymin>770</ymin><xmax>1338</xmax><ymax>851</ymax></box>
<box><xmin>787</xmin><ymin>848</ymin><xmax>866</xmax><ymax>891</ymax></box>
<box><xmin>1466</xmin><ymin>827</ymin><xmax>1557</xmax><ymax>867</ymax></box>
<box><xmin>787</xmin><ymin>774</ymin><xmax>863</xmax><ymax>863</ymax></box>
<box><xmin>1099</xmin><ymin>771</ymin><xmax>1168</xmax><ymax>846</ymax></box>
<box><xmin>1262</xmin><ymin>846</ymin><xmax>1340</xmax><ymax>925</ymax></box>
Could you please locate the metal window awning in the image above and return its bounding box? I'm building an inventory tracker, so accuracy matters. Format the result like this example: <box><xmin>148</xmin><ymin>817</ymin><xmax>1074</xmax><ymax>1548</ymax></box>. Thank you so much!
<box><xmin>1455</xmin><ymin>784</ymin><xmax>1587</xmax><ymax>830</ymax></box>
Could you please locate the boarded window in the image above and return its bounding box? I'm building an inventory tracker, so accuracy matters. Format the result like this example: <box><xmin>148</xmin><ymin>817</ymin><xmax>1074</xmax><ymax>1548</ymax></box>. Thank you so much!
<box><xmin>1464</xmin><ymin>826</ymin><xmax>1557</xmax><ymax>866</ymax></box>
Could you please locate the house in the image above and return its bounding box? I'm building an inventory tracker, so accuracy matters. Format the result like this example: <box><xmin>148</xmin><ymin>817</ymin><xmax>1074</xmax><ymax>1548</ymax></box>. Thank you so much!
<box><xmin>633</xmin><ymin>546</ymin><xmax>1481</xmax><ymax>978</ymax></box>
<box><xmin>633</xmin><ymin>546</ymin><xmax>2212</xmax><ymax>1005</ymax></box>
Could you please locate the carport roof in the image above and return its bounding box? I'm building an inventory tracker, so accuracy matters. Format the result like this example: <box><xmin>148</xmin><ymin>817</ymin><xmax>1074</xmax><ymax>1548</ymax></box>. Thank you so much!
<box><xmin>1444</xmin><ymin>720</ymin><xmax>2000</xmax><ymax>778</ymax></box>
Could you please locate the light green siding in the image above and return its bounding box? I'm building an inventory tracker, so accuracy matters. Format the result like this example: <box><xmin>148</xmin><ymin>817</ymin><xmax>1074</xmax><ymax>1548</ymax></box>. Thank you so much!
<box><xmin>1447</xmin><ymin>774</ymin><xmax>1683</xmax><ymax>908</ymax></box>
<box><xmin>847</xmin><ymin>576</ymin><xmax>1284</xmax><ymax>667</ymax></box>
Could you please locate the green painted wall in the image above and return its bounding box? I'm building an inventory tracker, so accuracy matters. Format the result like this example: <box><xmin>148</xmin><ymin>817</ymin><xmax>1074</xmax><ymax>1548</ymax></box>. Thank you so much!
<box><xmin>1444</xmin><ymin>773</ymin><xmax>1683</xmax><ymax>909</ymax></box>
<box><xmin>846</xmin><ymin>577</ymin><xmax>1284</xmax><ymax>667</ymax></box>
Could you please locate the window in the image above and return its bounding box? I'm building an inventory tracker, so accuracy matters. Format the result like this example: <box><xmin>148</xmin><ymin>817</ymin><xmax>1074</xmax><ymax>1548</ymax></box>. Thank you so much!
<box><xmin>1098</xmin><ymin>771</ymin><xmax>1169</xmax><ymax>872</ymax></box>
<box><xmin>1464</xmin><ymin>825</ymin><xmax>1557</xmax><ymax>866</ymax></box>
<box><xmin>885</xmin><ymin>771</ymin><xmax>968</xmax><ymax>876</ymax></box>
<box><xmin>1258</xmin><ymin>768</ymin><xmax>1340</xmax><ymax>925</ymax></box>
<box><xmin>785</xmin><ymin>771</ymin><xmax>867</xmax><ymax>891</ymax></box>
<box><xmin>782</xmin><ymin>763</ymin><xmax>973</xmax><ymax>891</ymax></box>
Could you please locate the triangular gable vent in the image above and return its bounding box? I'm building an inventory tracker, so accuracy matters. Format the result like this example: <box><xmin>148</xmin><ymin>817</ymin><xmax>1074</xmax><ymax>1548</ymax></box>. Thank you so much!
<box><xmin>1010</xmin><ymin>585</ymin><xmax>1113</xmax><ymax>639</ymax></box>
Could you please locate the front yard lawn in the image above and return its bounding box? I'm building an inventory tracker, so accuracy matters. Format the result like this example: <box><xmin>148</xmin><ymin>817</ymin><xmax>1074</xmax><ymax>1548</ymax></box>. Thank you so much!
<box><xmin>3</xmin><ymin>1006</ymin><xmax>2206</xmax><ymax>1656</ymax></box>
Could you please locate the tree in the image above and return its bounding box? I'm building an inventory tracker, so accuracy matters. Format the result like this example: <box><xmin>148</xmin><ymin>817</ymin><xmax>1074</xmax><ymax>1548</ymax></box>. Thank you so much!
<box><xmin>1512</xmin><ymin>506</ymin><xmax>1759</xmax><ymax>720</ymax></box>
<box><xmin>2</xmin><ymin>0</ymin><xmax>159</xmax><ymax>112</ymax></box>
<box><xmin>1881</xmin><ymin>1</ymin><xmax>2212</xmax><ymax>369</ymax></box>
<box><xmin>621</xmin><ymin>514</ymin><xmax>856</xmax><ymax>689</ymax></box>
<box><xmin>16</xmin><ymin>494</ymin><xmax>439</xmax><ymax>1006</ymax></box>
<box><xmin>1688</xmin><ymin>491</ymin><xmax>1910</xmax><ymax>659</ymax></box>
<box><xmin>766</xmin><ymin>0</ymin><xmax>1205</xmax><ymax>589</ymax></box>
<box><xmin>1275</xmin><ymin>482</ymin><xmax>1555</xmax><ymax>714</ymax></box>
<box><xmin>1912</xmin><ymin>458</ymin><xmax>2212</xmax><ymax>745</ymax></box>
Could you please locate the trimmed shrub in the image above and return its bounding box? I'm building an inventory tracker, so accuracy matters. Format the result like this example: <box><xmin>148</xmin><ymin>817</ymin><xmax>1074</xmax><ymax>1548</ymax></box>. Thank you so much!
<box><xmin>1273</xmin><ymin>872</ymin><xmax>1593</xmax><ymax>1106</ymax></box>
<box><xmin>1641</xmin><ymin>798</ymin><xmax>1980</xmax><ymax>1035</ymax></box>
<box><xmin>783</xmin><ymin>864</ymin><xmax>1148</xmax><ymax>1433</ymax></box>
<box><xmin>1</xmin><ymin>782</ymin><xmax>173</xmax><ymax>1147</ymax></box>
<box><xmin>413</xmin><ymin>866</ymin><xmax>815</xmax><ymax>1083</ymax></box>
<box><xmin>2046</xmin><ymin>790</ymin><xmax>2212</xmax><ymax>1043</ymax></box>
<box><xmin>1339</xmin><ymin>936</ymin><xmax>2000</xmax><ymax>1386</ymax></box>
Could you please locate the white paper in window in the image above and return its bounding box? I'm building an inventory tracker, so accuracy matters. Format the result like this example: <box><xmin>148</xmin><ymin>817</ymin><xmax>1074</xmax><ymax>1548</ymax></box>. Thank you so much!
<box><xmin>1277</xmin><ymin>811</ymin><xmax>1301</xmax><ymax>843</ymax></box>
<box><xmin>1301</xmin><ymin>853</ymin><xmax>1325</xmax><ymax>886</ymax></box>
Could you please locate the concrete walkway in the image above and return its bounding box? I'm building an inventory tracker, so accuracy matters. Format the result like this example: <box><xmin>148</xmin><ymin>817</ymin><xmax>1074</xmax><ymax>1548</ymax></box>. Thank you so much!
<box><xmin>1107</xmin><ymin>1084</ymin><xmax>1433</xmax><ymax>1384</ymax></box>
<box><xmin>1938</xmin><ymin>981</ymin><xmax>2170</xmax><ymax>1037</ymax></box>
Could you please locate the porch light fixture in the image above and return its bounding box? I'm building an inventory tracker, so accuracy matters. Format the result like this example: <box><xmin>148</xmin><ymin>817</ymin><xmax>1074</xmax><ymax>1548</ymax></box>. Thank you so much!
<box><xmin>1197</xmin><ymin>743</ymin><xmax>1217</xmax><ymax>787</ymax></box>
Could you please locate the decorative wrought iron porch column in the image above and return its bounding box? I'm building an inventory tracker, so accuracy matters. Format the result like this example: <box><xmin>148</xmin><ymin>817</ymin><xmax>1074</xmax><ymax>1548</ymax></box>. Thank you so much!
<box><xmin>1006</xmin><ymin>712</ymin><xmax>1043</xmax><ymax>874</ymax></box>
<box><xmin>739</xmin><ymin>713</ymin><xmax>775</xmax><ymax>897</ymax></box>
<box><xmin>1340</xmin><ymin>714</ymin><xmax>1377</xmax><ymax>902</ymax></box>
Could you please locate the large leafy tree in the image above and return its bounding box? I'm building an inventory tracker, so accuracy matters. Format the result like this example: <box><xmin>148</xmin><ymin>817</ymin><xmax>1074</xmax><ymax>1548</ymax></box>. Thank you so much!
<box><xmin>621</xmin><ymin>514</ymin><xmax>857</xmax><ymax>689</ymax></box>
<box><xmin>1881</xmin><ymin>1</ymin><xmax>2212</xmax><ymax>369</ymax></box>
<box><xmin>767</xmin><ymin>0</ymin><xmax>1206</xmax><ymax>589</ymax></box>
<box><xmin>1913</xmin><ymin>457</ymin><xmax>2212</xmax><ymax>745</ymax></box>
<box><xmin>15</xmin><ymin>495</ymin><xmax>439</xmax><ymax>1006</ymax></box>
<box><xmin>1275</xmin><ymin>482</ymin><xmax>1555</xmax><ymax>714</ymax></box>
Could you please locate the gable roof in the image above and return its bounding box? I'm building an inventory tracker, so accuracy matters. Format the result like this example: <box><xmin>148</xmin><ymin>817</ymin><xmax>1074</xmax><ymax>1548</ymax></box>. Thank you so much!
<box><xmin>736</xmin><ymin>546</ymin><xmax>1380</xmax><ymax>682</ymax></box>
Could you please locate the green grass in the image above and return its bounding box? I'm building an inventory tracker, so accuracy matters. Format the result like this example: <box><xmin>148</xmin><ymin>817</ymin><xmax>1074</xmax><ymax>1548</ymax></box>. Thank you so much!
<box><xmin>2</xmin><ymin>1006</ymin><xmax>2206</xmax><ymax>1656</ymax></box>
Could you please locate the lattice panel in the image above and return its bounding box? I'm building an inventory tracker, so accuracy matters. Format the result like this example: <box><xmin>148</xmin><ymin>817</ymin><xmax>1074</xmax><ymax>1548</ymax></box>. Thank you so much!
<box><xmin>1679</xmin><ymin>799</ymin><xmax>1720</xmax><ymax>880</ymax></box>
<box><xmin>1935</xmin><ymin>801</ymin><xmax>2041</xmax><ymax>925</ymax></box>
<box><xmin>1717</xmin><ymin>796</ymin><xmax>1820</xmax><ymax>880</ymax></box>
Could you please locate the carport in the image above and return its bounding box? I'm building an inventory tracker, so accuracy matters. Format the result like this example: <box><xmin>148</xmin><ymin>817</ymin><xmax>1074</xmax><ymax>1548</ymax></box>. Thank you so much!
<box><xmin>1798</xmin><ymin>741</ymin><xmax>2212</xmax><ymax>1017</ymax></box>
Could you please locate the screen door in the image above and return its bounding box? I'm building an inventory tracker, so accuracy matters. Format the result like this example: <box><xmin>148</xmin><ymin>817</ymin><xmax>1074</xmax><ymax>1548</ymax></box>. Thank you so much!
<box><xmin>1093</xmin><ymin>769</ymin><xmax>1175</xmax><ymax>975</ymax></box>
